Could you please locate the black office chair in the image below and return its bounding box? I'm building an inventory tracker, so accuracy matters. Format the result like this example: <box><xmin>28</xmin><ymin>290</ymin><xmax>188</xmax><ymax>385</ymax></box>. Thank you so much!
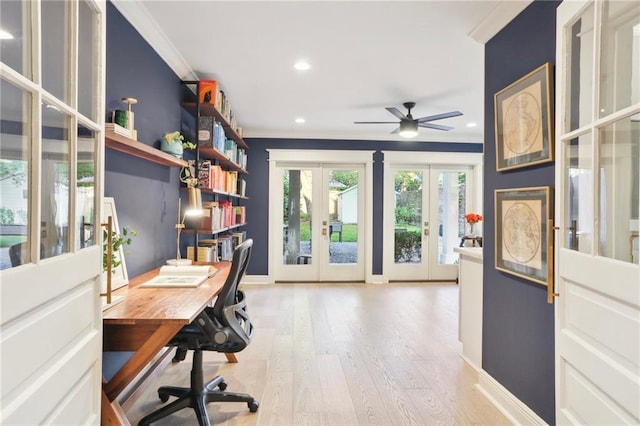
<box><xmin>139</xmin><ymin>239</ymin><xmax>259</xmax><ymax>426</ymax></box>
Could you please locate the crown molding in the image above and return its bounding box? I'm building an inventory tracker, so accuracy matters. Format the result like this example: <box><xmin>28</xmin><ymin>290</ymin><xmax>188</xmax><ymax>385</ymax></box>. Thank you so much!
<box><xmin>110</xmin><ymin>0</ymin><xmax>198</xmax><ymax>80</ymax></box>
<box><xmin>468</xmin><ymin>0</ymin><xmax>534</xmax><ymax>44</ymax></box>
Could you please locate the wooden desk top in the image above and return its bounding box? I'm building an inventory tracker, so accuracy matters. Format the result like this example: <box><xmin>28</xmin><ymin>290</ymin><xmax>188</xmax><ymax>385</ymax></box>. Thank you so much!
<box><xmin>103</xmin><ymin>262</ymin><xmax>230</xmax><ymax>325</ymax></box>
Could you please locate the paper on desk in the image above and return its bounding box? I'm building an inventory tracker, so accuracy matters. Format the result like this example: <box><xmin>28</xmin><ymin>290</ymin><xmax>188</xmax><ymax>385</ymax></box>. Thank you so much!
<box><xmin>139</xmin><ymin>265</ymin><xmax>217</xmax><ymax>288</ymax></box>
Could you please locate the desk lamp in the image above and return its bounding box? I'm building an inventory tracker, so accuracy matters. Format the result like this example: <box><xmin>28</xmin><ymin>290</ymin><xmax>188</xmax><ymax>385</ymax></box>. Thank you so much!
<box><xmin>169</xmin><ymin>187</ymin><xmax>203</xmax><ymax>266</ymax></box>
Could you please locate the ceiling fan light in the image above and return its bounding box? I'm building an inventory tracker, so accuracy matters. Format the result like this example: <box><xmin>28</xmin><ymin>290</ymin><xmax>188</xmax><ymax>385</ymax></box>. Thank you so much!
<box><xmin>399</xmin><ymin>120</ymin><xmax>418</xmax><ymax>138</ymax></box>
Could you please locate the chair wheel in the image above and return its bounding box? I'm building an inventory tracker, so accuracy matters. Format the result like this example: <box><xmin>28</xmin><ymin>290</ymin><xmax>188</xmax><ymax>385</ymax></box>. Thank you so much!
<box><xmin>218</xmin><ymin>380</ymin><xmax>228</xmax><ymax>391</ymax></box>
<box><xmin>158</xmin><ymin>392</ymin><xmax>169</xmax><ymax>403</ymax></box>
<box><xmin>248</xmin><ymin>400</ymin><xmax>259</xmax><ymax>413</ymax></box>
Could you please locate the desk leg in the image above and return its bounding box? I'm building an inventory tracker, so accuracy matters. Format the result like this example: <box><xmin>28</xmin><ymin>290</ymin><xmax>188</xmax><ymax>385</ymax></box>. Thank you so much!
<box><xmin>225</xmin><ymin>353</ymin><xmax>238</xmax><ymax>363</ymax></box>
<box><xmin>101</xmin><ymin>390</ymin><xmax>131</xmax><ymax>426</ymax></box>
<box><xmin>103</xmin><ymin>323</ymin><xmax>182</xmax><ymax>425</ymax></box>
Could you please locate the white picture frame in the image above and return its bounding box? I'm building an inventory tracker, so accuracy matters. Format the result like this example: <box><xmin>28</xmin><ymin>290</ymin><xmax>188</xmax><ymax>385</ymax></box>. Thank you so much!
<box><xmin>102</xmin><ymin>197</ymin><xmax>129</xmax><ymax>293</ymax></box>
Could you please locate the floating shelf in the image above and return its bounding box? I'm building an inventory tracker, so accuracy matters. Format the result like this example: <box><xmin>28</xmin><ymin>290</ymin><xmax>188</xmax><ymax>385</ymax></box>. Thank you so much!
<box><xmin>105</xmin><ymin>130</ymin><xmax>189</xmax><ymax>168</ymax></box>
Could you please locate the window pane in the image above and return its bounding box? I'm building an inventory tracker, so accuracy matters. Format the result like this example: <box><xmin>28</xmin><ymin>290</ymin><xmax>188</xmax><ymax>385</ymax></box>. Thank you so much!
<box><xmin>438</xmin><ymin>171</ymin><xmax>467</xmax><ymax>265</ymax></box>
<box><xmin>0</xmin><ymin>78</ymin><xmax>31</xmax><ymax>270</ymax></box>
<box><xmin>282</xmin><ymin>169</ymin><xmax>312</xmax><ymax>265</ymax></box>
<box><xmin>599</xmin><ymin>1</ymin><xmax>640</xmax><ymax>117</ymax></box>
<box><xmin>328</xmin><ymin>169</ymin><xmax>357</xmax><ymax>265</ymax></box>
<box><xmin>41</xmin><ymin>102</ymin><xmax>71</xmax><ymax>260</ymax></box>
<box><xmin>42</xmin><ymin>1</ymin><xmax>70</xmax><ymax>103</ymax></box>
<box><xmin>77</xmin><ymin>124</ymin><xmax>96</xmax><ymax>250</ymax></box>
<box><xmin>598</xmin><ymin>116</ymin><xmax>639</xmax><ymax>264</ymax></box>
<box><xmin>566</xmin><ymin>3</ymin><xmax>595</xmax><ymax>131</ymax></box>
<box><xmin>0</xmin><ymin>1</ymin><xmax>31</xmax><ymax>78</ymax></box>
<box><xmin>564</xmin><ymin>134</ymin><xmax>593</xmax><ymax>253</ymax></box>
<box><xmin>78</xmin><ymin>0</ymin><xmax>98</xmax><ymax>120</ymax></box>
<box><xmin>394</xmin><ymin>170</ymin><xmax>422</xmax><ymax>264</ymax></box>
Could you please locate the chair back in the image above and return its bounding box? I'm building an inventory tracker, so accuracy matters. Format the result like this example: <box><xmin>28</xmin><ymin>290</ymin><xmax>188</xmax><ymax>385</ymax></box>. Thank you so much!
<box><xmin>190</xmin><ymin>239</ymin><xmax>254</xmax><ymax>353</ymax></box>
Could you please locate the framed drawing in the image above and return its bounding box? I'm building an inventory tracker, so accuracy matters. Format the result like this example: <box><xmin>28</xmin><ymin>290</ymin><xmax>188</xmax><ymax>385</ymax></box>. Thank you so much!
<box><xmin>495</xmin><ymin>187</ymin><xmax>553</xmax><ymax>286</ymax></box>
<box><xmin>494</xmin><ymin>62</ymin><xmax>554</xmax><ymax>171</ymax></box>
<box><xmin>102</xmin><ymin>197</ymin><xmax>129</xmax><ymax>293</ymax></box>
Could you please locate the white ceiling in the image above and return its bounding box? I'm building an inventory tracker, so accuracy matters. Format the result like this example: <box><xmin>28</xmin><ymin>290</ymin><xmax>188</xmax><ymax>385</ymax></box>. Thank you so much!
<box><xmin>115</xmin><ymin>1</ymin><xmax>531</xmax><ymax>144</ymax></box>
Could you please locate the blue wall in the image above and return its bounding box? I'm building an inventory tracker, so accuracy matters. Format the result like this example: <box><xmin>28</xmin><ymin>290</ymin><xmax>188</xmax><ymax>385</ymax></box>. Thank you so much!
<box><xmin>483</xmin><ymin>1</ymin><xmax>561</xmax><ymax>424</ymax></box>
<box><xmin>105</xmin><ymin>2</ymin><xmax>182</xmax><ymax>277</ymax></box>
<box><xmin>243</xmin><ymin>138</ymin><xmax>482</xmax><ymax>276</ymax></box>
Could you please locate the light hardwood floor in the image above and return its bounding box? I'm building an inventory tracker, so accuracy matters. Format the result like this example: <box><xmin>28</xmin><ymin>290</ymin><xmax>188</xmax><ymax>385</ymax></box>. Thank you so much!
<box><xmin>124</xmin><ymin>282</ymin><xmax>510</xmax><ymax>425</ymax></box>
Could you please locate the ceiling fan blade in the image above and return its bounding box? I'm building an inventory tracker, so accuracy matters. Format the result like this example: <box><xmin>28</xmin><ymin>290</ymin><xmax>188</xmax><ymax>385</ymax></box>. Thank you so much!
<box><xmin>417</xmin><ymin>110</ymin><xmax>463</xmax><ymax>123</ymax></box>
<box><xmin>390</xmin><ymin>127</ymin><xmax>401</xmax><ymax>134</ymax></box>
<box><xmin>385</xmin><ymin>107</ymin><xmax>407</xmax><ymax>120</ymax></box>
<box><xmin>418</xmin><ymin>122</ymin><xmax>454</xmax><ymax>131</ymax></box>
<box><xmin>354</xmin><ymin>121</ymin><xmax>398</xmax><ymax>124</ymax></box>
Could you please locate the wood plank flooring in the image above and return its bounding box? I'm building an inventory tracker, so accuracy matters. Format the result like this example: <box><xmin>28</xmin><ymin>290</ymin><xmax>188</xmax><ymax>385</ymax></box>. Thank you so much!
<box><xmin>124</xmin><ymin>282</ymin><xmax>510</xmax><ymax>425</ymax></box>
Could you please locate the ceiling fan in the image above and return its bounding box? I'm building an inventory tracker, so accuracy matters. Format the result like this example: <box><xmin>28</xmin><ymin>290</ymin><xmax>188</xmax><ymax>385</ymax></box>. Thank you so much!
<box><xmin>354</xmin><ymin>102</ymin><xmax>463</xmax><ymax>138</ymax></box>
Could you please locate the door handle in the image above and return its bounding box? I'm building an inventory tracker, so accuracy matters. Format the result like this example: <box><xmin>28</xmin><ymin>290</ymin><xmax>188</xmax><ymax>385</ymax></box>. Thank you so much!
<box><xmin>424</xmin><ymin>228</ymin><xmax>429</xmax><ymax>236</ymax></box>
<box><xmin>322</xmin><ymin>228</ymin><xmax>327</xmax><ymax>236</ymax></box>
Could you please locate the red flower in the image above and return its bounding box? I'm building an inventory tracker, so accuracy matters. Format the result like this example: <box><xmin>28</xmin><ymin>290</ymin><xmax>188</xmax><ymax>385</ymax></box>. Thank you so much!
<box><xmin>465</xmin><ymin>213</ymin><xmax>483</xmax><ymax>224</ymax></box>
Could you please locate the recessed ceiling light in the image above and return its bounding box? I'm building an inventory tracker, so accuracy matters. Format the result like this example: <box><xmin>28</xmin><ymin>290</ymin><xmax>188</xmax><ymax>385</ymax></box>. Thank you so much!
<box><xmin>0</xmin><ymin>29</ymin><xmax>13</xmax><ymax>40</ymax></box>
<box><xmin>295</xmin><ymin>117</ymin><xmax>305</xmax><ymax>124</ymax></box>
<box><xmin>466</xmin><ymin>122</ymin><xmax>477</xmax><ymax>128</ymax></box>
<box><xmin>294</xmin><ymin>60</ymin><xmax>311</xmax><ymax>71</ymax></box>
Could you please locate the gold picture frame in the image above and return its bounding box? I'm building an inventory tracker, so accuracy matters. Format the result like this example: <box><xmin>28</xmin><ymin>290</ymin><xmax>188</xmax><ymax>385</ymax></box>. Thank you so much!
<box><xmin>495</xmin><ymin>186</ymin><xmax>553</xmax><ymax>287</ymax></box>
<box><xmin>494</xmin><ymin>62</ymin><xmax>554</xmax><ymax>171</ymax></box>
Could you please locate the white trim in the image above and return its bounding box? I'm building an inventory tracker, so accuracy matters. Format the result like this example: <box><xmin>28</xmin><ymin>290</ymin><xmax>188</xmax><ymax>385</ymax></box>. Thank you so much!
<box><xmin>477</xmin><ymin>369</ymin><xmax>548</xmax><ymax>426</ymax></box>
<box><xmin>370</xmin><ymin>274</ymin><xmax>387</xmax><ymax>284</ymax></box>
<box><xmin>468</xmin><ymin>0</ymin><xmax>534</xmax><ymax>44</ymax></box>
<box><xmin>267</xmin><ymin>149</ymin><xmax>375</xmax><ymax>164</ymax></box>
<box><xmin>241</xmin><ymin>275</ymin><xmax>271</xmax><ymax>285</ymax></box>
<box><xmin>246</xmin><ymin>129</ymin><xmax>484</xmax><ymax>144</ymax></box>
<box><xmin>109</xmin><ymin>0</ymin><xmax>197</xmax><ymax>80</ymax></box>
<box><xmin>382</xmin><ymin>150</ymin><xmax>482</xmax><ymax>166</ymax></box>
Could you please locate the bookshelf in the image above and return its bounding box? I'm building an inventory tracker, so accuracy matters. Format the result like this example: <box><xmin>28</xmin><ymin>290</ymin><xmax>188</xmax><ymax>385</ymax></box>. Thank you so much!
<box><xmin>105</xmin><ymin>130</ymin><xmax>188</xmax><ymax>168</ymax></box>
<box><xmin>180</xmin><ymin>80</ymin><xmax>249</xmax><ymax>262</ymax></box>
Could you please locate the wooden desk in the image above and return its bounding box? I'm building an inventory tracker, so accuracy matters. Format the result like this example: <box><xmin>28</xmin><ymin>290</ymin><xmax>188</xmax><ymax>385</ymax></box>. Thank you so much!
<box><xmin>101</xmin><ymin>262</ymin><xmax>231</xmax><ymax>425</ymax></box>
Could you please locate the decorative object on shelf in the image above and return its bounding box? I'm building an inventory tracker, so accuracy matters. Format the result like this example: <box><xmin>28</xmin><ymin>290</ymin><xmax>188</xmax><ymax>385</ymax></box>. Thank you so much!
<box><xmin>121</xmin><ymin>97</ymin><xmax>138</xmax><ymax>140</ymax></box>
<box><xmin>494</xmin><ymin>186</ymin><xmax>553</xmax><ymax>287</ymax></box>
<box><xmin>494</xmin><ymin>62</ymin><xmax>554</xmax><ymax>171</ymax></box>
<box><xmin>161</xmin><ymin>131</ymin><xmax>196</xmax><ymax>159</ymax></box>
<box><xmin>464</xmin><ymin>212</ymin><xmax>483</xmax><ymax>237</ymax></box>
<box><xmin>169</xmin><ymin>187</ymin><xmax>203</xmax><ymax>266</ymax></box>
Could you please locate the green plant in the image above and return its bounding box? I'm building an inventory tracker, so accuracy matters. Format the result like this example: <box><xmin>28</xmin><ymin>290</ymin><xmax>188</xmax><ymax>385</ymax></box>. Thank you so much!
<box><xmin>163</xmin><ymin>131</ymin><xmax>196</xmax><ymax>150</ymax></box>
<box><xmin>103</xmin><ymin>225</ymin><xmax>137</xmax><ymax>273</ymax></box>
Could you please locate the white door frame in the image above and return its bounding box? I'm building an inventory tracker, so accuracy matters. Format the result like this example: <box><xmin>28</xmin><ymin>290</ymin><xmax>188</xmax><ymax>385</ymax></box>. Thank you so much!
<box><xmin>382</xmin><ymin>151</ymin><xmax>483</xmax><ymax>282</ymax></box>
<box><xmin>268</xmin><ymin>149</ymin><xmax>374</xmax><ymax>283</ymax></box>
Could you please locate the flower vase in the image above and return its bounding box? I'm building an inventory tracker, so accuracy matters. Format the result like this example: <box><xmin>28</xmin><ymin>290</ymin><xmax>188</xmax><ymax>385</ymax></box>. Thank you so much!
<box><xmin>468</xmin><ymin>223</ymin><xmax>476</xmax><ymax>237</ymax></box>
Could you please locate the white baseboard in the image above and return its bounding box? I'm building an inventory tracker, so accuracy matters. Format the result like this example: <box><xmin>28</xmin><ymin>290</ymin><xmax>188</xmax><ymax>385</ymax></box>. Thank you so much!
<box><xmin>241</xmin><ymin>275</ymin><xmax>271</xmax><ymax>285</ymax></box>
<box><xmin>477</xmin><ymin>370</ymin><xmax>547</xmax><ymax>426</ymax></box>
<box><xmin>369</xmin><ymin>274</ymin><xmax>387</xmax><ymax>284</ymax></box>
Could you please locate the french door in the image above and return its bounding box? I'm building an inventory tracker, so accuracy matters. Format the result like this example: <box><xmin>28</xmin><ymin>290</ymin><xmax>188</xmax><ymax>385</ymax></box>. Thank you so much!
<box><xmin>0</xmin><ymin>0</ymin><xmax>105</xmax><ymax>424</ymax></box>
<box><xmin>383</xmin><ymin>152</ymin><xmax>482</xmax><ymax>281</ymax></box>
<box><xmin>555</xmin><ymin>1</ymin><xmax>640</xmax><ymax>424</ymax></box>
<box><xmin>269</xmin><ymin>150</ymin><xmax>373</xmax><ymax>282</ymax></box>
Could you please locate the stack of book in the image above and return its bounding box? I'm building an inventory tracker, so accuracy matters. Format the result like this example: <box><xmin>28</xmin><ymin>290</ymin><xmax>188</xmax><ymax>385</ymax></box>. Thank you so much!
<box><xmin>105</xmin><ymin>122</ymin><xmax>132</xmax><ymax>138</ymax></box>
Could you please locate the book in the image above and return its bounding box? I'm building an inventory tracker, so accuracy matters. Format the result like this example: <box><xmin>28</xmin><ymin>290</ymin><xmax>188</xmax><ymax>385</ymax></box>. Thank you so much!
<box><xmin>105</xmin><ymin>122</ymin><xmax>132</xmax><ymax>138</ymax></box>
<box><xmin>140</xmin><ymin>264</ymin><xmax>217</xmax><ymax>288</ymax></box>
<box><xmin>198</xmin><ymin>80</ymin><xmax>218</xmax><ymax>105</ymax></box>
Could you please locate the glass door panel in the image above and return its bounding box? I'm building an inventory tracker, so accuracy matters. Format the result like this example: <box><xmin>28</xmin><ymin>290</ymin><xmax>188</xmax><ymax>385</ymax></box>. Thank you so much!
<box><xmin>564</xmin><ymin>134</ymin><xmax>593</xmax><ymax>253</ymax></box>
<box><xmin>436</xmin><ymin>171</ymin><xmax>467</xmax><ymax>265</ymax></box>
<box><xmin>327</xmin><ymin>168</ymin><xmax>358</xmax><ymax>265</ymax></box>
<box><xmin>282</xmin><ymin>168</ymin><xmax>314</xmax><ymax>266</ymax></box>
<box><xmin>393</xmin><ymin>170</ymin><xmax>423</xmax><ymax>265</ymax></box>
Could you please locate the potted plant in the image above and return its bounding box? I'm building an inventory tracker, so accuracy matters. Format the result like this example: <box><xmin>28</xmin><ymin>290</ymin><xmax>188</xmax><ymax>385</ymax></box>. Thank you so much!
<box><xmin>160</xmin><ymin>131</ymin><xmax>196</xmax><ymax>159</ymax></box>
